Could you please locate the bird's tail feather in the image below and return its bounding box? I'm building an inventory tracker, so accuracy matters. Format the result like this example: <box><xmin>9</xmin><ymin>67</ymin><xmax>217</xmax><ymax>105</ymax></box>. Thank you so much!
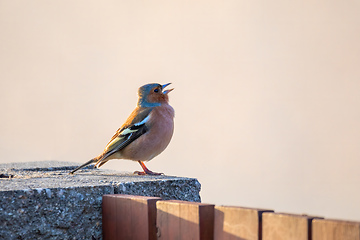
<box><xmin>96</xmin><ymin>159</ymin><xmax>110</xmax><ymax>168</ymax></box>
<box><xmin>69</xmin><ymin>158</ymin><xmax>97</xmax><ymax>175</ymax></box>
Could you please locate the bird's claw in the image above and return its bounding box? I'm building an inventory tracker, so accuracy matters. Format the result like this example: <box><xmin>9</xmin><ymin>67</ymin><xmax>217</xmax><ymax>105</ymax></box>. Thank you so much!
<box><xmin>134</xmin><ymin>171</ymin><xmax>164</xmax><ymax>176</ymax></box>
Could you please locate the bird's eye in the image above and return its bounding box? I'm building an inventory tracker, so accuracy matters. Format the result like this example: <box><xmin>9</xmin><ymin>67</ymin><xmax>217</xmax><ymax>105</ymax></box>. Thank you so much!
<box><xmin>154</xmin><ymin>89</ymin><xmax>159</xmax><ymax>93</ymax></box>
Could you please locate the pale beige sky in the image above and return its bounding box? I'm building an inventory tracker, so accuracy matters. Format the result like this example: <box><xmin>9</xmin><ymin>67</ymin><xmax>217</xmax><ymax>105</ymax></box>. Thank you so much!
<box><xmin>1</xmin><ymin>1</ymin><xmax>360</xmax><ymax>221</ymax></box>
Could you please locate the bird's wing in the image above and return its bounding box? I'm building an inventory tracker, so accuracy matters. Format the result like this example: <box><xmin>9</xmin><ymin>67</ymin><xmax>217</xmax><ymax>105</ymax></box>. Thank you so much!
<box><xmin>100</xmin><ymin>107</ymin><xmax>153</xmax><ymax>160</ymax></box>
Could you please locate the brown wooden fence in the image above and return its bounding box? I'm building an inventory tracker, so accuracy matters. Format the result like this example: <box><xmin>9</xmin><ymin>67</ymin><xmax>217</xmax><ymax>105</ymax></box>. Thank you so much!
<box><xmin>102</xmin><ymin>194</ymin><xmax>360</xmax><ymax>240</ymax></box>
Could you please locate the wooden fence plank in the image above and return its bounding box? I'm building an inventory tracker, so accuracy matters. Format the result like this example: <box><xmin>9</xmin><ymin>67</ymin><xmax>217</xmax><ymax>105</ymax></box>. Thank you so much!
<box><xmin>102</xmin><ymin>194</ymin><xmax>161</xmax><ymax>240</ymax></box>
<box><xmin>199</xmin><ymin>204</ymin><xmax>215</xmax><ymax>240</ymax></box>
<box><xmin>214</xmin><ymin>206</ymin><xmax>273</xmax><ymax>240</ymax></box>
<box><xmin>312</xmin><ymin>219</ymin><xmax>360</xmax><ymax>240</ymax></box>
<box><xmin>115</xmin><ymin>196</ymin><xmax>132</xmax><ymax>239</ymax></box>
<box><xmin>147</xmin><ymin>196</ymin><xmax>160</xmax><ymax>240</ymax></box>
<box><xmin>262</xmin><ymin>213</ymin><xmax>320</xmax><ymax>240</ymax></box>
<box><xmin>102</xmin><ymin>195</ymin><xmax>117</xmax><ymax>240</ymax></box>
<box><xmin>157</xmin><ymin>199</ymin><xmax>181</xmax><ymax>240</ymax></box>
<box><xmin>156</xmin><ymin>200</ymin><xmax>214</xmax><ymax>240</ymax></box>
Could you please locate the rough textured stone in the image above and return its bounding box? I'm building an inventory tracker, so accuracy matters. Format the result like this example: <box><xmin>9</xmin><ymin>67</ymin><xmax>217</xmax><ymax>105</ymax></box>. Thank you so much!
<box><xmin>0</xmin><ymin>161</ymin><xmax>201</xmax><ymax>240</ymax></box>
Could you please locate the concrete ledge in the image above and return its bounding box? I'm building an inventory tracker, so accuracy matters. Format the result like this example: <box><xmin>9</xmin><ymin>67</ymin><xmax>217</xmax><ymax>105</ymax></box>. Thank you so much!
<box><xmin>0</xmin><ymin>161</ymin><xmax>201</xmax><ymax>239</ymax></box>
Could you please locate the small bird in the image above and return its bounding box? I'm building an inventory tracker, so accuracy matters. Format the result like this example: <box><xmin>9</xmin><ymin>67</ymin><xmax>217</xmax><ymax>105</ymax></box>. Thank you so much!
<box><xmin>70</xmin><ymin>83</ymin><xmax>174</xmax><ymax>175</ymax></box>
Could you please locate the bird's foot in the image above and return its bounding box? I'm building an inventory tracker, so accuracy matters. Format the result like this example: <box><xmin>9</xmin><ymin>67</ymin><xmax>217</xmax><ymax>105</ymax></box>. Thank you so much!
<box><xmin>134</xmin><ymin>170</ymin><xmax>164</xmax><ymax>176</ymax></box>
<box><xmin>136</xmin><ymin>161</ymin><xmax>164</xmax><ymax>175</ymax></box>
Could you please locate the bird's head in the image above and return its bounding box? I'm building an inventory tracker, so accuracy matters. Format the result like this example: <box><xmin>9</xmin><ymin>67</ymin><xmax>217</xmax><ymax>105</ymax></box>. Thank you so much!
<box><xmin>137</xmin><ymin>83</ymin><xmax>174</xmax><ymax>107</ymax></box>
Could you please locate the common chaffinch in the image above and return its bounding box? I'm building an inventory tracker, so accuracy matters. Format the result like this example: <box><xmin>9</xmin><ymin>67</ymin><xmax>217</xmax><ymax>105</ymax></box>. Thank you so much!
<box><xmin>70</xmin><ymin>83</ymin><xmax>174</xmax><ymax>175</ymax></box>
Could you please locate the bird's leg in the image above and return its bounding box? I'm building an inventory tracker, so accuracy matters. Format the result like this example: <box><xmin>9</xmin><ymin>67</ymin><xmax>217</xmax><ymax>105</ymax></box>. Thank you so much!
<box><xmin>134</xmin><ymin>161</ymin><xmax>163</xmax><ymax>175</ymax></box>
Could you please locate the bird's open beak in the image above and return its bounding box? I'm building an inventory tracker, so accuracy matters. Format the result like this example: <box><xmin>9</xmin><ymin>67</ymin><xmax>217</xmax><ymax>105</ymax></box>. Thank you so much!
<box><xmin>162</xmin><ymin>83</ymin><xmax>174</xmax><ymax>94</ymax></box>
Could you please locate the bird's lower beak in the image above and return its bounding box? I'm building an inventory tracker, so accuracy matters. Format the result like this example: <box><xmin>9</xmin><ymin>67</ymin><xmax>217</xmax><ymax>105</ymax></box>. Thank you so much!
<box><xmin>162</xmin><ymin>83</ymin><xmax>174</xmax><ymax>94</ymax></box>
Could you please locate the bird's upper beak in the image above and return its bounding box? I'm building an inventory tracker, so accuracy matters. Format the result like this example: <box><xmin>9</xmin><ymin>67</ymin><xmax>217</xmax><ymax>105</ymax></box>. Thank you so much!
<box><xmin>162</xmin><ymin>83</ymin><xmax>174</xmax><ymax>94</ymax></box>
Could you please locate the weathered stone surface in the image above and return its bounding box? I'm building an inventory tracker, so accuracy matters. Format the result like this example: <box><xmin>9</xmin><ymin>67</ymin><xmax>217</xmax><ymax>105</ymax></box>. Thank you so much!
<box><xmin>0</xmin><ymin>161</ymin><xmax>201</xmax><ymax>240</ymax></box>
